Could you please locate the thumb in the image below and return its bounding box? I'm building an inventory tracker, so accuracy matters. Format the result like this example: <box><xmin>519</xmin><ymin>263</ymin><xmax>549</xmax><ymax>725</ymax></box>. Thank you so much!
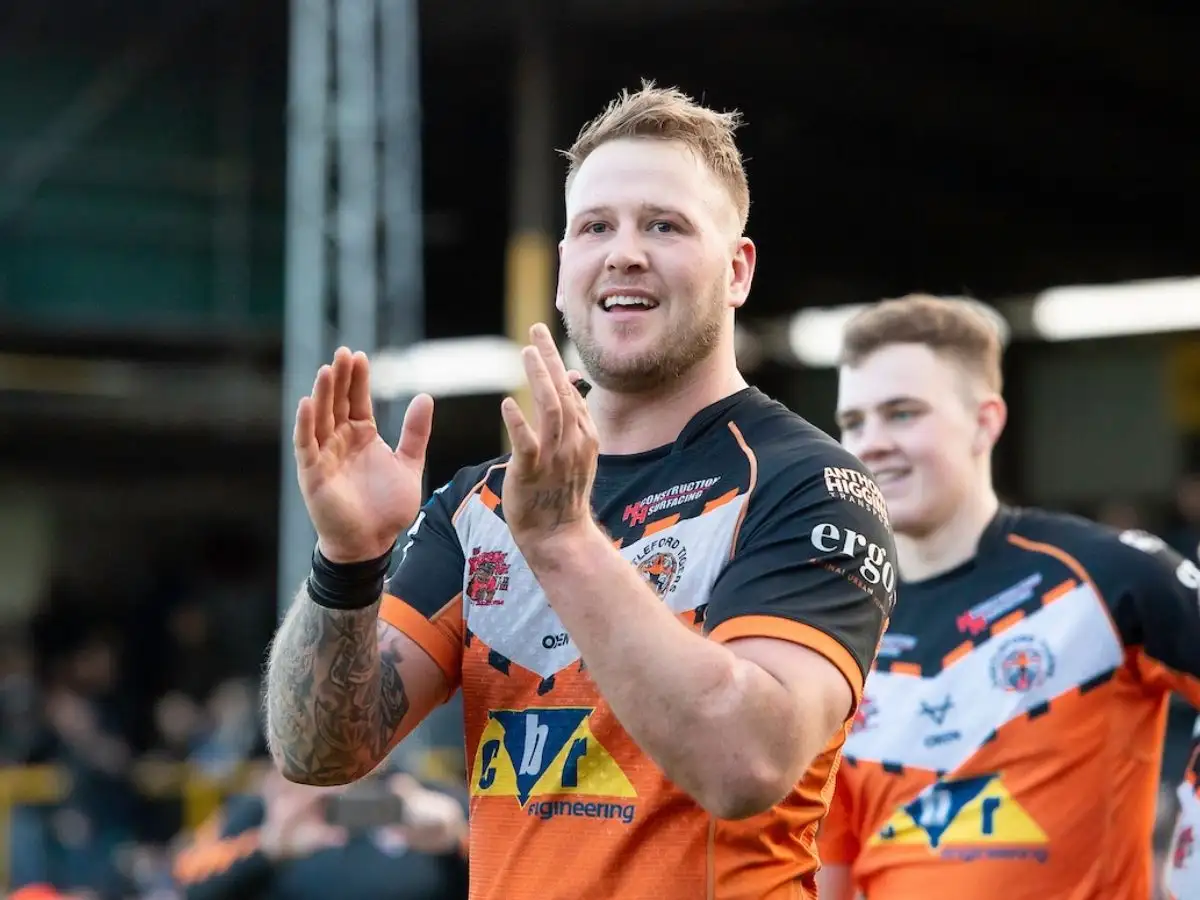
<box><xmin>394</xmin><ymin>393</ymin><xmax>434</xmax><ymax>466</ymax></box>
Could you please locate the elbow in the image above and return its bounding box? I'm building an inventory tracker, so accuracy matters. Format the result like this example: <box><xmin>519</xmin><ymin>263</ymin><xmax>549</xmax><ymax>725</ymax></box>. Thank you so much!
<box><xmin>278</xmin><ymin>767</ymin><xmax>354</xmax><ymax>788</ymax></box>
<box><xmin>275</xmin><ymin>760</ymin><xmax>358</xmax><ymax>788</ymax></box>
<box><xmin>698</xmin><ymin>761</ymin><xmax>794</xmax><ymax>821</ymax></box>
<box><xmin>693</xmin><ymin>661</ymin><xmax>800</xmax><ymax>820</ymax></box>
<box><xmin>268</xmin><ymin>745</ymin><xmax>361</xmax><ymax>788</ymax></box>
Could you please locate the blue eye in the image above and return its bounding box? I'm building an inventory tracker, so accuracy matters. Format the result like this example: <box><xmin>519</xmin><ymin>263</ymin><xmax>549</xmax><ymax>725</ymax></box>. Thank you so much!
<box><xmin>650</xmin><ymin>221</ymin><xmax>674</xmax><ymax>233</ymax></box>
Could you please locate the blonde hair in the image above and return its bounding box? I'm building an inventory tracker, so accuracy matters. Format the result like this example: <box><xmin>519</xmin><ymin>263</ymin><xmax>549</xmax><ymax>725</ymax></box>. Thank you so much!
<box><xmin>562</xmin><ymin>80</ymin><xmax>750</xmax><ymax>232</ymax></box>
<box><xmin>840</xmin><ymin>294</ymin><xmax>1004</xmax><ymax>393</ymax></box>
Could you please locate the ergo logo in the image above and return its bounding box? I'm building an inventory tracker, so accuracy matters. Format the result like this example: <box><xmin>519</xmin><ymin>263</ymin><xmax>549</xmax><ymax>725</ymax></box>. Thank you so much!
<box><xmin>810</xmin><ymin>522</ymin><xmax>897</xmax><ymax>594</ymax></box>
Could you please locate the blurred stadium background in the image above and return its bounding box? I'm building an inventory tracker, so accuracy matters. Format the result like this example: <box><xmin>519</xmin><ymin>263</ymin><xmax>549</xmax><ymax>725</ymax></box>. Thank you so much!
<box><xmin>0</xmin><ymin>0</ymin><xmax>1197</xmax><ymax>896</ymax></box>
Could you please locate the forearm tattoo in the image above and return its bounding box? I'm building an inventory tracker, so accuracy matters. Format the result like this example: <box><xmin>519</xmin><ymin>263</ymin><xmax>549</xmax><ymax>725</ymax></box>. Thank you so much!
<box><xmin>264</xmin><ymin>587</ymin><xmax>410</xmax><ymax>784</ymax></box>
<box><xmin>529</xmin><ymin>477</ymin><xmax>590</xmax><ymax>529</ymax></box>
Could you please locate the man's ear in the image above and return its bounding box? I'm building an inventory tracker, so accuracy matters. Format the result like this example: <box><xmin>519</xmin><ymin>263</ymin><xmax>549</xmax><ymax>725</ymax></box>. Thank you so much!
<box><xmin>974</xmin><ymin>394</ymin><xmax>1008</xmax><ymax>455</ymax></box>
<box><xmin>555</xmin><ymin>240</ymin><xmax>565</xmax><ymax>312</ymax></box>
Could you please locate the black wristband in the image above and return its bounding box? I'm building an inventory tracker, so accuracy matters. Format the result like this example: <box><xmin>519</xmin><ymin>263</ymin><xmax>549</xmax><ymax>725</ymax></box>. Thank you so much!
<box><xmin>306</xmin><ymin>544</ymin><xmax>394</xmax><ymax>611</ymax></box>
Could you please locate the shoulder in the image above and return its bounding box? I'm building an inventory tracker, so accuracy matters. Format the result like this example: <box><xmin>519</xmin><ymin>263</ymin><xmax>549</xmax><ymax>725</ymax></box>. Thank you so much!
<box><xmin>739</xmin><ymin>409</ymin><xmax>892</xmax><ymax>540</ymax></box>
<box><xmin>729</xmin><ymin>392</ymin><xmax>884</xmax><ymax>506</ymax></box>
<box><xmin>1005</xmin><ymin>506</ymin><xmax>1191</xmax><ymax>595</ymax></box>
<box><xmin>727</xmin><ymin>390</ymin><xmax>845</xmax><ymax>466</ymax></box>
<box><xmin>1004</xmin><ymin>506</ymin><xmax>1115</xmax><ymax>559</ymax></box>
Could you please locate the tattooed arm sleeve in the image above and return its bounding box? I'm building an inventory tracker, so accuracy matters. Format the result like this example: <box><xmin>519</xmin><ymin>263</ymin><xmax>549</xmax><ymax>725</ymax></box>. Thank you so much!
<box><xmin>265</xmin><ymin>599</ymin><xmax>442</xmax><ymax>784</ymax></box>
<box><xmin>264</xmin><ymin>477</ymin><xmax>470</xmax><ymax>786</ymax></box>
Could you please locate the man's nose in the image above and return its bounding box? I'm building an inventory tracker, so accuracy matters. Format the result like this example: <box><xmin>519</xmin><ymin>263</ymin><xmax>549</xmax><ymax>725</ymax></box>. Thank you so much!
<box><xmin>604</xmin><ymin>229</ymin><xmax>649</xmax><ymax>272</ymax></box>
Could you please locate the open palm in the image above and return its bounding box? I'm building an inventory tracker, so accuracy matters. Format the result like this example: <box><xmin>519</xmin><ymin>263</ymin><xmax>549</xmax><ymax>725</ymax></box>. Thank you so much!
<box><xmin>293</xmin><ymin>347</ymin><xmax>434</xmax><ymax>563</ymax></box>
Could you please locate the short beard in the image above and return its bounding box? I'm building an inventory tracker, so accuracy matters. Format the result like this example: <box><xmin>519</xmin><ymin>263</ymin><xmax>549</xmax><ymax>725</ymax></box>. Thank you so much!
<box><xmin>565</xmin><ymin>302</ymin><xmax>725</xmax><ymax>394</ymax></box>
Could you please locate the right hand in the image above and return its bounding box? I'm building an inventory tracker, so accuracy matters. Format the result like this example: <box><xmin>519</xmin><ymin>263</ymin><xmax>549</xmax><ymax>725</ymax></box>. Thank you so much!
<box><xmin>294</xmin><ymin>347</ymin><xmax>435</xmax><ymax>562</ymax></box>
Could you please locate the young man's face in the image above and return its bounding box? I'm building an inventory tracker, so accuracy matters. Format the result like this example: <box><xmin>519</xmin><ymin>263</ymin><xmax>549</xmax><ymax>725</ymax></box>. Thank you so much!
<box><xmin>836</xmin><ymin>343</ymin><xmax>989</xmax><ymax>536</ymax></box>
<box><xmin>557</xmin><ymin>138</ymin><xmax>755</xmax><ymax>392</ymax></box>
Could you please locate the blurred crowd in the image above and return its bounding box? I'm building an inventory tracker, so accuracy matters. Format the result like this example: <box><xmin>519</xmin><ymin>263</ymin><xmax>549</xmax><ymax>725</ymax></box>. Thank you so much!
<box><xmin>0</xmin><ymin>539</ymin><xmax>273</xmax><ymax>898</ymax></box>
<box><xmin>0</xmin><ymin>532</ymin><xmax>467</xmax><ymax>899</ymax></box>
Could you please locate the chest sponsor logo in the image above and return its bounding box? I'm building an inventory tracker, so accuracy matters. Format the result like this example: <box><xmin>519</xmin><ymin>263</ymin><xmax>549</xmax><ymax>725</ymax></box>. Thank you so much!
<box><xmin>823</xmin><ymin>466</ymin><xmax>889</xmax><ymax>525</ymax></box>
<box><xmin>957</xmin><ymin>573</ymin><xmax>1043</xmax><ymax>635</ymax></box>
<box><xmin>466</xmin><ymin>547</ymin><xmax>511</xmax><ymax>607</ymax></box>
<box><xmin>810</xmin><ymin>523</ymin><xmax>897</xmax><ymax>597</ymax></box>
<box><xmin>989</xmin><ymin>635</ymin><xmax>1056</xmax><ymax>693</ymax></box>
<box><xmin>918</xmin><ymin>696</ymin><xmax>960</xmax><ymax>747</ymax></box>
<box><xmin>472</xmin><ymin>707</ymin><xmax>637</xmax><ymax>825</ymax></box>
<box><xmin>622</xmin><ymin>477</ymin><xmax>721</xmax><ymax>527</ymax></box>
<box><xmin>919</xmin><ymin>696</ymin><xmax>952</xmax><ymax>726</ymax></box>
<box><xmin>634</xmin><ymin>536</ymin><xmax>688</xmax><ymax>597</ymax></box>
<box><xmin>871</xmin><ymin>774</ymin><xmax>1048</xmax><ymax>862</ymax></box>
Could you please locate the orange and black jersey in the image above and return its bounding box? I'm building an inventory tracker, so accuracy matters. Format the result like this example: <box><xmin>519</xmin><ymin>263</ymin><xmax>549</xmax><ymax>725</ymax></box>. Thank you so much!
<box><xmin>381</xmin><ymin>387</ymin><xmax>896</xmax><ymax>900</ymax></box>
<box><xmin>819</xmin><ymin>506</ymin><xmax>1200</xmax><ymax>899</ymax></box>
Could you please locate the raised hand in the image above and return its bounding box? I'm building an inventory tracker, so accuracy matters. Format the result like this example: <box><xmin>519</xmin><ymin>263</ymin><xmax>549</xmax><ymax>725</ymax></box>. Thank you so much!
<box><xmin>500</xmin><ymin>324</ymin><xmax>599</xmax><ymax>550</ymax></box>
<box><xmin>294</xmin><ymin>347</ymin><xmax>434</xmax><ymax>562</ymax></box>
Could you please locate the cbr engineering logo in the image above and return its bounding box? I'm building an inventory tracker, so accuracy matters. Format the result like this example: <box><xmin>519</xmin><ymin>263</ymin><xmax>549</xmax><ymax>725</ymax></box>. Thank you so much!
<box><xmin>869</xmin><ymin>774</ymin><xmax>1048</xmax><ymax>862</ymax></box>
<box><xmin>472</xmin><ymin>707</ymin><xmax>638</xmax><ymax>824</ymax></box>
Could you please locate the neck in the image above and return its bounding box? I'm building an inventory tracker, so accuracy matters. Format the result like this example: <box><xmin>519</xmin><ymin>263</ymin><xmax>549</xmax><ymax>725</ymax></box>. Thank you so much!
<box><xmin>895</xmin><ymin>476</ymin><xmax>1000</xmax><ymax>583</ymax></box>
<box><xmin>588</xmin><ymin>343</ymin><xmax>746</xmax><ymax>455</ymax></box>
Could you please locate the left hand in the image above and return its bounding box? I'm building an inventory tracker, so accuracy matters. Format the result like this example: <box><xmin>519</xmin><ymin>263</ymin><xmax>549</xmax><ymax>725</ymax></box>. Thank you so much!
<box><xmin>500</xmin><ymin>323</ymin><xmax>599</xmax><ymax>553</ymax></box>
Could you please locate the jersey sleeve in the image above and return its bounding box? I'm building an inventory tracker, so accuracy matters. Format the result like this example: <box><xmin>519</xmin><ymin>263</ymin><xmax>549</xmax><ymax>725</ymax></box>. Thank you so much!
<box><xmin>379</xmin><ymin>477</ymin><xmax>468</xmax><ymax>692</ymax></box>
<box><xmin>1109</xmin><ymin>529</ymin><xmax>1200</xmax><ymax>706</ymax></box>
<box><xmin>703</xmin><ymin>455</ymin><xmax>896</xmax><ymax>708</ymax></box>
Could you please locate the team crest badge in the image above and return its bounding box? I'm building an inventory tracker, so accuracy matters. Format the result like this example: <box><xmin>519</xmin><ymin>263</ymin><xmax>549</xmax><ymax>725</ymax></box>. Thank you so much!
<box><xmin>633</xmin><ymin>536</ymin><xmax>687</xmax><ymax>597</ymax></box>
<box><xmin>466</xmin><ymin>547</ymin><xmax>510</xmax><ymax>607</ymax></box>
<box><xmin>989</xmin><ymin>635</ymin><xmax>1055</xmax><ymax>693</ymax></box>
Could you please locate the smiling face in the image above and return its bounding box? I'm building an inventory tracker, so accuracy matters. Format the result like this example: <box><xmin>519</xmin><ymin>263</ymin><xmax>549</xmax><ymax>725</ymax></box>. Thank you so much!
<box><xmin>556</xmin><ymin>138</ymin><xmax>755</xmax><ymax>393</ymax></box>
<box><xmin>836</xmin><ymin>343</ymin><xmax>999</xmax><ymax>536</ymax></box>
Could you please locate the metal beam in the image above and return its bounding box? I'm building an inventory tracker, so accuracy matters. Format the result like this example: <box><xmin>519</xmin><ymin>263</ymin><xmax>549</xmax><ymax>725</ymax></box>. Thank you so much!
<box><xmin>334</xmin><ymin>0</ymin><xmax>379</xmax><ymax>353</ymax></box>
<box><xmin>278</xmin><ymin>0</ymin><xmax>331</xmax><ymax>616</ymax></box>
<box><xmin>377</xmin><ymin>0</ymin><xmax>426</xmax><ymax>442</ymax></box>
<box><xmin>503</xmin><ymin>0</ymin><xmax>556</xmax><ymax>446</ymax></box>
